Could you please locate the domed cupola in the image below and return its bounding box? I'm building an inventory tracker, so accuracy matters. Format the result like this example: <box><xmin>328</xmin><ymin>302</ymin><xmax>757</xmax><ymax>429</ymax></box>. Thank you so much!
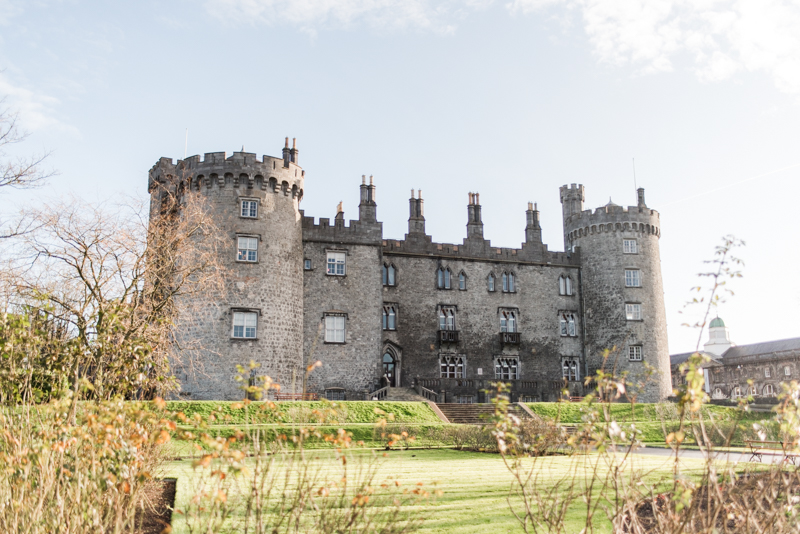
<box><xmin>704</xmin><ymin>316</ymin><xmax>733</xmax><ymax>356</ymax></box>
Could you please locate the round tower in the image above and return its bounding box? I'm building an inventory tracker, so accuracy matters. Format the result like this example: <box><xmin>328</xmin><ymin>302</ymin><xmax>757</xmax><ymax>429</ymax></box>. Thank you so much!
<box><xmin>560</xmin><ymin>184</ymin><xmax>670</xmax><ymax>402</ymax></box>
<box><xmin>148</xmin><ymin>139</ymin><xmax>305</xmax><ymax>400</ymax></box>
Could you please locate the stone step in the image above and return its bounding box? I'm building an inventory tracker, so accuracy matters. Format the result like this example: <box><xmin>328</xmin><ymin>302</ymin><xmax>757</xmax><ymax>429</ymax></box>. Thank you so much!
<box><xmin>436</xmin><ymin>403</ymin><xmax>530</xmax><ymax>425</ymax></box>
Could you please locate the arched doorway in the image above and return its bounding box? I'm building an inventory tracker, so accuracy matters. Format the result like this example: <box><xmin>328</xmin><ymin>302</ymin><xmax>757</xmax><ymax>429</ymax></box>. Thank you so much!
<box><xmin>382</xmin><ymin>352</ymin><xmax>396</xmax><ymax>387</ymax></box>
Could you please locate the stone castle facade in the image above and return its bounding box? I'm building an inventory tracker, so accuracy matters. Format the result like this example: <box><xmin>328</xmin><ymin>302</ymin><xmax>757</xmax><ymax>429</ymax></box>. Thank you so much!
<box><xmin>148</xmin><ymin>139</ymin><xmax>671</xmax><ymax>403</ymax></box>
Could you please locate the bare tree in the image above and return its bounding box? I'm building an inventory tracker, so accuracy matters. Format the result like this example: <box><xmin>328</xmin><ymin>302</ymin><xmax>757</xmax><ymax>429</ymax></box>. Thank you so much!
<box><xmin>0</xmin><ymin>188</ymin><xmax>227</xmax><ymax>405</ymax></box>
<box><xmin>0</xmin><ymin>100</ymin><xmax>54</xmax><ymax>190</ymax></box>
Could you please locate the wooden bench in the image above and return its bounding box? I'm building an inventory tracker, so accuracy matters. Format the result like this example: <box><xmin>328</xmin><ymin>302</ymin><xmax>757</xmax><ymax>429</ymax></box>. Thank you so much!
<box><xmin>744</xmin><ymin>440</ymin><xmax>800</xmax><ymax>464</ymax></box>
<box><xmin>569</xmin><ymin>396</ymin><xmax>585</xmax><ymax>403</ymax></box>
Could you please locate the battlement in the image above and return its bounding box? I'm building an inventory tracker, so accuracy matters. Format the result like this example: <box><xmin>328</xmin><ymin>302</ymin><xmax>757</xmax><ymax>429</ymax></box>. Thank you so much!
<box><xmin>148</xmin><ymin>150</ymin><xmax>304</xmax><ymax>199</ymax></box>
<box><xmin>382</xmin><ymin>236</ymin><xmax>577</xmax><ymax>266</ymax></box>
<box><xmin>301</xmin><ymin>214</ymin><xmax>382</xmax><ymax>246</ymax></box>
<box><xmin>564</xmin><ymin>204</ymin><xmax>661</xmax><ymax>243</ymax></box>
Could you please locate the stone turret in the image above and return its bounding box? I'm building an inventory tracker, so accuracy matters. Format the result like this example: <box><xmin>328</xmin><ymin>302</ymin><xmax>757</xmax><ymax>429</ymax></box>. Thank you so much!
<box><xmin>148</xmin><ymin>139</ymin><xmax>305</xmax><ymax>400</ymax></box>
<box><xmin>561</xmin><ymin>184</ymin><xmax>670</xmax><ymax>401</ymax></box>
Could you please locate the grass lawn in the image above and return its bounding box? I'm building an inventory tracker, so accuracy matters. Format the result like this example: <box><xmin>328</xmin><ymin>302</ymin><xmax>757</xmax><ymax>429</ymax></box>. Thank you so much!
<box><xmin>162</xmin><ymin>448</ymin><xmax>710</xmax><ymax>534</ymax></box>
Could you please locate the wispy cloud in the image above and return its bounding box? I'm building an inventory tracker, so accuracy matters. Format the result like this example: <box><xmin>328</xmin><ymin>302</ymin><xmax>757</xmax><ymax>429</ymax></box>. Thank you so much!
<box><xmin>0</xmin><ymin>73</ymin><xmax>77</xmax><ymax>134</ymax></box>
<box><xmin>204</xmin><ymin>0</ymin><xmax>469</xmax><ymax>34</ymax></box>
<box><xmin>508</xmin><ymin>0</ymin><xmax>800</xmax><ymax>95</ymax></box>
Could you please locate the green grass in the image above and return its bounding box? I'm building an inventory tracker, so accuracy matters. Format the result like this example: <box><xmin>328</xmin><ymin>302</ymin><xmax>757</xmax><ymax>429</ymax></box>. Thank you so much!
<box><xmin>526</xmin><ymin>402</ymin><xmax>770</xmax><ymax>424</ymax></box>
<box><xmin>162</xmin><ymin>449</ymin><xmax>711</xmax><ymax>534</ymax></box>
<box><xmin>165</xmin><ymin>400</ymin><xmax>442</xmax><ymax>425</ymax></box>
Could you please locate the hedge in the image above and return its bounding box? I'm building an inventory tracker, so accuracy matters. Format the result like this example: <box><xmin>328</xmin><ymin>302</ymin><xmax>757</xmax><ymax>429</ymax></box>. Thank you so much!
<box><xmin>165</xmin><ymin>400</ymin><xmax>442</xmax><ymax>425</ymax></box>
<box><xmin>526</xmin><ymin>402</ymin><xmax>769</xmax><ymax>424</ymax></box>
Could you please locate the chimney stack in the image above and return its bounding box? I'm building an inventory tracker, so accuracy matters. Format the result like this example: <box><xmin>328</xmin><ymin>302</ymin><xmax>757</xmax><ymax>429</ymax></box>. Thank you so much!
<box><xmin>408</xmin><ymin>189</ymin><xmax>425</xmax><ymax>234</ymax></box>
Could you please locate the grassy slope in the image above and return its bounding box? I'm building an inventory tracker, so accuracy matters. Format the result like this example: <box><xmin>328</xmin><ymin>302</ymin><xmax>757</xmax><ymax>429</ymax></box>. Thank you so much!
<box><xmin>165</xmin><ymin>400</ymin><xmax>442</xmax><ymax>425</ymax></box>
<box><xmin>163</xmin><ymin>449</ymin><xmax>709</xmax><ymax>534</ymax></box>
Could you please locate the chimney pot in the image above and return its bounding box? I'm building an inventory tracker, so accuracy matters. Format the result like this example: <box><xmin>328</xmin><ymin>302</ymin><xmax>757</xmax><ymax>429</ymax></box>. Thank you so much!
<box><xmin>292</xmin><ymin>138</ymin><xmax>296</xmax><ymax>149</ymax></box>
<box><xmin>285</xmin><ymin>137</ymin><xmax>289</xmax><ymax>148</ymax></box>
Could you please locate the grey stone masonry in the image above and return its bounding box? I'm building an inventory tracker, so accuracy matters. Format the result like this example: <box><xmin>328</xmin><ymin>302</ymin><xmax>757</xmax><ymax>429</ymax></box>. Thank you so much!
<box><xmin>149</xmin><ymin>141</ymin><xmax>671</xmax><ymax>402</ymax></box>
<box><xmin>149</xmin><ymin>140</ymin><xmax>305</xmax><ymax>400</ymax></box>
<box><xmin>561</xmin><ymin>185</ymin><xmax>670</xmax><ymax>402</ymax></box>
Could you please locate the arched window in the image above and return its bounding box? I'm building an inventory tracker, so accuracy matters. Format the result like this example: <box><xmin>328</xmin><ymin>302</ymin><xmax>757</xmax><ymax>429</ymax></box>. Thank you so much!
<box><xmin>437</xmin><ymin>267</ymin><xmax>451</xmax><ymax>289</ymax></box>
<box><xmin>508</xmin><ymin>273</ymin><xmax>515</xmax><ymax>292</ymax></box>
<box><xmin>502</xmin><ymin>273</ymin><xmax>508</xmax><ymax>292</ymax></box>
<box><xmin>748</xmin><ymin>385</ymin><xmax>758</xmax><ymax>396</ymax></box>
<box><xmin>562</xmin><ymin>359</ymin><xmax>579</xmax><ymax>381</ymax></box>
<box><xmin>559</xmin><ymin>275</ymin><xmax>573</xmax><ymax>296</ymax></box>
<box><xmin>763</xmin><ymin>384</ymin><xmax>775</xmax><ymax>397</ymax></box>
<box><xmin>732</xmin><ymin>386</ymin><xmax>741</xmax><ymax>399</ymax></box>
<box><xmin>713</xmin><ymin>388</ymin><xmax>723</xmax><ymax>399</ymax></box>
<box><xmin>383</xmin><ymin>264</ymin><xmax>396</xmax><ymax>286</ymax></box>
<box><xmin>488</xmin><ymin>273</ymin><xmax>495</xmax><ymax>292</ymax></box>
<box><xmin>458</xmin><ymin>272</ymin><xmax>466</xmax><ymax>290</ymax></box>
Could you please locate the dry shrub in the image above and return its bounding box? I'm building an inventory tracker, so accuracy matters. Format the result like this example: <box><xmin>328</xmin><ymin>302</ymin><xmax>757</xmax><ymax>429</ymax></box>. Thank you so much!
<box><xmin>0</xmin><ymin>397</ymin><xmax>171</xmax><ymax>534</ymax></box>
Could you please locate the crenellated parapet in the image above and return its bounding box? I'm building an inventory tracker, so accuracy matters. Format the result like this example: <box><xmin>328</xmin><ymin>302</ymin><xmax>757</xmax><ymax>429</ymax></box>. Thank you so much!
<box><xmin>561</xmin><ymin>184</ymin><xmax>661</xmax><ymax>249</ymax></box>
<box><xmin>381</xmin><ymin>237</ymin><xmax>577</xmax><ymax>266</ymax></box>
<box><xmin>148</xmin><ymin>143</ymin><xmax>304</xmax><ymax>201</ymax></box>
<box><xmin>301</xmin><ymin>213</ymin><xmax>382</xmax><ymax>245</ymax></box>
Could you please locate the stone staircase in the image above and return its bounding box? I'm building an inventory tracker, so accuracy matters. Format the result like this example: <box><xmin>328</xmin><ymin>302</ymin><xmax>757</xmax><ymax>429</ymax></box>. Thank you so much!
<box><xmin>436</xmin><ymin>403</ymin><xmax>532</xmax><ymax>425</ymax></box>
<box><xmin>384</xmin><ymin>387</ymin><xmax>429</xmax><ymax>402</ymax></box>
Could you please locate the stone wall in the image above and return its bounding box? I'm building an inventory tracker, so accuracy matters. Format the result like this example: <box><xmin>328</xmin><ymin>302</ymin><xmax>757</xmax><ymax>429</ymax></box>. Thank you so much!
<box><xmin>149</xmin><ymin>149</ymin><xmax>305</xmax><ymax>400</ymax></box>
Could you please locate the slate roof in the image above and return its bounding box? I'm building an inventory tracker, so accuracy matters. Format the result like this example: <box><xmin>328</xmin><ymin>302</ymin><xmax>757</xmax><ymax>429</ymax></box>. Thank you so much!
<box><xmin>721</xmin><ymin>337</ymin><xmax>800</xmax><ymax>363</ymax></box>
<box><xmin>669</xmin><ymin>351</ymin><xmax>720</xmax><ymax>367</ymax></box>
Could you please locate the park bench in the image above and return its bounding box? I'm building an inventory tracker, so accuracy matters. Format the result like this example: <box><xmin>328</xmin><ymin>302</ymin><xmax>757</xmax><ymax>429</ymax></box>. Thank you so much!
<box><xmin>569</xmin><ymin>396</ymin><xmax>584</xmax><ymax>403</ymax></box>
<box><xmin>744</xmin><ymin>439</ymin><xmax>800</xmax><ymax>464</ymax></box>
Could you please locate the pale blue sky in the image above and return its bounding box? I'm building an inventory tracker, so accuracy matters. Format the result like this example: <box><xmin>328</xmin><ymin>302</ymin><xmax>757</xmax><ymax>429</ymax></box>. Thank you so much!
<box><xmin>2</xmin><ymin>0</ymin><xmax>799</xmax><ymax>353</ymax></box>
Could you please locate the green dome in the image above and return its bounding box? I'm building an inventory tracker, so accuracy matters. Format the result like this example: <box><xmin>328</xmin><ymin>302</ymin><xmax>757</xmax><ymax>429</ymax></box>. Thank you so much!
<box><xmin>710</xmin><ymin>317</ymin><xmax>725</xmax><ymax>328</ymax></box>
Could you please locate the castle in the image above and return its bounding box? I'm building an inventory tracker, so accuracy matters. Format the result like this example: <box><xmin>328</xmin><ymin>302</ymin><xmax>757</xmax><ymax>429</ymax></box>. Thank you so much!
<box><xmin>148</xmin><ymin>138</ymin><xmax>671</xmax><ymax>403</ymax></box>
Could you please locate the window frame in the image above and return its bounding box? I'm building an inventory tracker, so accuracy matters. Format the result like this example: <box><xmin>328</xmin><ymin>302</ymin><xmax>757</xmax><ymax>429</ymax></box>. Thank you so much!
<box><xmin>559</xmin><ymin>275</ymin><xmax>573</xmax><ymax>296</ymax></box>
<box><xmin>500</xmin><ymin>309</ymin><xmax>518</xmax><ymax>333</ymax></box>
<box><xmin>382</xmin><ymin>304</ymin><xmax>397</xmax><ymax>331</ymax></box>
<box><xmin>324</xmin><ymin>313</ymin><xmax>346</xmax><ymax>343</ymax></box>
<box><xmin>628</xmin><ymin>346</ymin><xmax>643</xmax><ymax>361</ymax></box>
<box><xmin>764</xmin><ymin>384</ymin><xmax>775</xmax><ymax>397</ymax></box>
<box><xmin>559</xmin><ymin>312</ymin><xmax>577</xmax><ymax>337</ymax></box>
<box><xmin>240</xmin><ymin>198</ymin><xmax>259</xmax><ymax>218</ymax></box>
<box><xmin>765</xmin><ymin>367</ymin><xmax>771</xmax><ymax>378</ymax></box>
<box><xmin>326</xmin><ymin>251</ymin><xmax>346</xmax><ymax>276</ymax></box>
<box><xmin>625</xmin><ymin>269</ymin><xmax>641</xmax><ymax>288</ymax></box>
<box><xmin>625</xmin><ymin>303</ymin><xmax>643</xmax><ymax>321</ymax></box>
<box><xmin>231</xmin><ymin>310</ymin><xmax>258</xmax><ymax>339</ymax></box>
<box><xmin>458</xmin><ymin>271</ymin><xmax>466</xmax><ymax>291</ymax></box>
<box><xmin>785</xmin><ymin>366</ymin><xmax>792</xmax><ymax>377</ymax></box>
<box><xmin>495</xmin><ymin>357</ymin><xmax>519</xmax><ymax>380</ymax></box>
<box><xmin>236</xmin><ymin>236</ymin><xmax>259</xmax><ymax>263</ymax></box>
<box><xmin>623</xmin><ymin>239</ymin><xmax>638</xmax><ymax>254</ymax></box>
<box><xmin>325</xmin><ymin>388</ymin><xmax>346</xmax><ymax>401</ymax></box>
<box><xmin>440</xmin><ymin>355</ymin><xmax>465</xmax><ymax>378</ymax></box>
<box><xmin>488</xmin><ymin>273</ymin><xmax>495</xmax><ymax>292</ymax></box>
<box><xmin>438</xmin><ymin>306</ymin><xmax>456</xmax><ymax>331</ymax></box>
<box><xmin>383</xmin><ymin>264</ymin><xmax>397</xmax><ymax>286</ymax></box>
<box><xmin>304</xmin><ymin>259</ymin><xmax>312</xmax><ymax>270</ymax></box>
<box><xmin>562</xmin><ymin>358</ymin><xmax>580</xmax><ymax>381</ymax></box>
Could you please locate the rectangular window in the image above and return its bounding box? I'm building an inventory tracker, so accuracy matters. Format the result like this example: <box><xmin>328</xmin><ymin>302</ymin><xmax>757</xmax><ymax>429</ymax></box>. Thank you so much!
<box><xmin>623</xmin><ymin>239</ymin><xmax>638</xmax><ymax>254</ymax></box>
<box><xmin>304</xmin><ymin>259</ymin><xmax>312</xmax><ymax>270</ymax></box>
<box><xmin>786</xmin><ymin>366</ymin><xmax>792</xmax><ymax>376</ymax></box>
<box><xmin>237</xmin><ymin>237</ymin><xmax>258</xmax><ymax>262</ymax></box>
<box><xmin>562</xmin><ymin>359</ymin><xmax>579</xmax><ymax>381</ymax></box>
<box><xmin>559</xmin><ymin>313</ymin><xmax>576</xmax><ymax>337</ymax></box>
<box><xmin>382</xmin><ymin>305</ymin><xmax>397</xmax><ymax>330</ymax></box>
<box><xmin>326</xmin><ymin>252</ymin><xmax>346</xmax><ymax>276</ymax></box>
<box><xmin>765</xmin><ymin>368</ymin><xmax>771</xmax><ymax>378</ymax></box>
<box><xmin>324</xmin><ymin>315</ymin><xmax>346</xmax><ymax>343</ymax></box>
<box><xmin>439</xmin><ymin>307</ymin><xmax>456</xmax><ymax>331</ymax></box>
<box><xmin>232</xmin><ymin>311</ymin><xmax>257</xmax><ymax>339</ymax></box>
<box><xmin>625</xmin><ymin>270</ymin><xmax>641</xmax><ymax>287</ymax></box>
<box><xmin>629</xmin><ymin>346</ymin><xmax>643</xmax><ymax>361</ymax></box>
<box><xmin>241</xmin><ymin>199</ymin><xmax>258</xmax><ymax>218</ymax></box>
<box><xmin>625</xmin><ymin>303</ymin><xmax>642</xmax><ymax>321</ymax></box>
<box><xmin>500</xmin><ymin>310</ymin><xmax>517</xmax><ymax>333</ymax></box>
<box><xmin>440</xmin><ymin>355</ymin><xmax>465</xmax><ymax>378</ymax></box>
<box><xmin>495</xmin><ymin>358</ymin><xmax>519</xmax><ymax>380</ymax></box>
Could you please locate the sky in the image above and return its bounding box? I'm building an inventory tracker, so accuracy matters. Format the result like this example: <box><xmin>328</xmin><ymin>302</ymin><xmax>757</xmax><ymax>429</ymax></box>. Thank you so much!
<box><xmin>1</xmin><ymin>0</ymin><xmax>799</xmax><ymax>354</ymax></box>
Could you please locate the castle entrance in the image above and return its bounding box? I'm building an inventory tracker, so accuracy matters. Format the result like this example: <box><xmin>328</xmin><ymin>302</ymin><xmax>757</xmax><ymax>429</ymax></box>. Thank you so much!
<box><xmin>382</xmin><ymin>352</ymin><xmax>396</xmax><ymax>387</ymax></box>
